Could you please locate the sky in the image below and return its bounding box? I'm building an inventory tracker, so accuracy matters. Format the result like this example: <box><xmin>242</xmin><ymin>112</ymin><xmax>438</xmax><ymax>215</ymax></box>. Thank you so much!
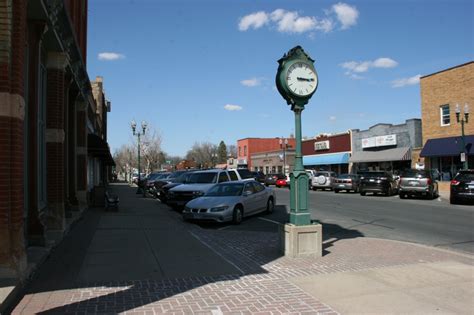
<box><xmin>86</xmin><ymin>0</ymin><xmax>474</xmax><ymax>157</ymax></box>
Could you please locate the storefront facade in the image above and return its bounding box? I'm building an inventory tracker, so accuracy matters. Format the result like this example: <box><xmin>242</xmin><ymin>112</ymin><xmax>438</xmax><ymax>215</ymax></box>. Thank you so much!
<box><xmin>302</xmin><ymin>132</ymin><xmax>351</xmax><ymax>174</ymax></box>
<box><xmin>419</xmin><ymin>62</ymin><xmax>474</xmax><ymax>181</ymax></box>
<box><xmin>251</xmin><ymin>150</ymin><xmax>295</xmax><ymax>175</ymax></box>
<box><xmin>350</xmin><ymin>119</ymin><xmax>422</xmax><ymax>174</ymax></box>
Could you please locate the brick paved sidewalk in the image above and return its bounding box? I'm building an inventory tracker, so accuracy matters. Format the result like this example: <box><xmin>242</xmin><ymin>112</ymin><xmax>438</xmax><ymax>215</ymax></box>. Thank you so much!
<box><xmin>10</xmin><ymin>184</ymin><xmax>474</xmax><ymax>315</ymax></box>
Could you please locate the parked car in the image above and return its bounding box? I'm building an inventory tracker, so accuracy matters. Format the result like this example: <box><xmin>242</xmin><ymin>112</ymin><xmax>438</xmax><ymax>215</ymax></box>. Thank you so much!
<box><xmin>311</xmin><ymin>171</ymin><xmax>337</xmax><ymax>191</ymax></box>
<box><xmin>251</xmin><ymin>171</ymin><xmax>266</xmax><ymax>183</ymax></box>
<box><xmin>232</xmin><ymin>168</ymin><xmax>255</xmax><ymax>181</ymax></box>
<box><xmin>167</xmin><ymin>169</ymin><xmax>235</xmax><ymax>210</ymax></box>
<box><xmin>450</xmin><ymin>169</ymin><xmax>474</xmax><ymax>204</ymax></box>
<box><xmin>159</xmin><ymin>171</ymin><xmax>196</xmax><ymax>203</ymax></box>
<box><xmin>359</xmin><ymin>171</ymin><xmax>398</xmax><ymax>196</ymax></box>
<box><xmin>264</xmin><ymin>173</ymin><xmax>284</xmax><ymax>186</ymax></box>
<box><xmin>333</xmin><ymin>174</ymin><xmax>360</xmax><ymax>193</ymax></box>
<box><xmin>275</xmin><ymin>175</ymin><xmax>289</xmax><ymax>188</ymax></box>
<box><xmin>152</xmin><ymin>170</ymin><xmax>188</xmax><ymax>198</ymax></box>
<box><xmin>399</xmin><ymin>169</ymin><xmax>439</xmax><ymax>199</ymax></box>
<box><xmin>182</xmin><ymin>180</ymin><xmax>275</xmax><ymax>224</ymax></box>
<box><xmin>145</xmin><ymin>172</ymin><xmax>170</xmax><ymax>194</ymax></box>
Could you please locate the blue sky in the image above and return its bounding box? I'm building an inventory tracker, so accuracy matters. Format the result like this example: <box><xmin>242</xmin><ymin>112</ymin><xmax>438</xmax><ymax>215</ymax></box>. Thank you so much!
<box><xmin>87</xmin><ymin>0</ymin><xmax>474</xmax><ymax>157</ymax></box>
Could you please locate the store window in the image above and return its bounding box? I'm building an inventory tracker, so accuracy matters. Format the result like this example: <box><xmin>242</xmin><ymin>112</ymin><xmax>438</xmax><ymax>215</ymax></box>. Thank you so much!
<box><xmin>440</xmin><ymin>105</ymin><xmax>450</xmax><ymax>126</ymax></box>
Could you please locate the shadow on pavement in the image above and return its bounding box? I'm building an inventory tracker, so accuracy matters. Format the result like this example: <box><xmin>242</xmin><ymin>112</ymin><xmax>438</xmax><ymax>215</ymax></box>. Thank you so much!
<box><xmin>11</xmin><ymin>184</ymin><xmax>364</xmax><ymax>314</ymax></box>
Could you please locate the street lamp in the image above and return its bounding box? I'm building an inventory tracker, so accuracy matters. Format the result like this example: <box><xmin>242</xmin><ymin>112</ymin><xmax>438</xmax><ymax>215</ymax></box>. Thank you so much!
<box><xmin>455</xmin><ymin>103</ymin><xmax>469</xmax><ymax>170</ymax></box>
<box><xmin>131</xmin><ymin>120</ymin><xmax>147</xmax><ymax>194</ymax></box>
<box><xmin>279</xmin><ymin>138</ymin><xmax>289</xmax><ymax>175</ymax></box>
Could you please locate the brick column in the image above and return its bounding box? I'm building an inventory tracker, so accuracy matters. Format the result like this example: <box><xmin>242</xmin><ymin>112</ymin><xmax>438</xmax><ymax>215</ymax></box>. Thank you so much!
<box><xmin>76</xmin><ymin>100</ymin><xmax>88</xmax><ymax>209</ymax></box>
<box><xmin>0</xmin><ymin>0</ymin><xmax>27</xmax><ymax>277</ymax></box>
<box><xmin>45</xmin><ymin>52</ymin><xmax>68</xmax><ymax>231</ymax></box>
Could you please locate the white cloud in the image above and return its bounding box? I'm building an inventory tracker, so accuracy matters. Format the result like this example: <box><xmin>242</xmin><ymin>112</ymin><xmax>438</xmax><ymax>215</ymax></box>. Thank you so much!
<box><xmin>98</xmin><ymin>52</ymin><xmax>125</xmax><ymax>61</ymax></box>
<box><xmin>238</xmin><ymin>11</ymin><xmax>269</xmax><ymax>31</ymax></box>
<box><xmin>271</xmin><ymin>9</ymin><xmax>318</xmax><ymax>33</ymax></box>
<box><xmin>372</xmin><ymin>58</ymin><xmax>398</xmax><ymax>68</ymax></box>
<box><xmin>391</xmin><ymin>74</ymin><xmax>421</xmax><ymax>88</ymax></box>
<box><xmin>241</xmin><ymin>77</ymin><xmax>262</xmax><ymax>87</ymax></box>
<box><xmin>332</xmin><ymin>3</ymin><xmax>359</xmax><ymax>29</ymax></box>
<box><xmin>238</xmin><ymin>3</ymin><xmax>359</xmax><ymax>35</ymax></box>
<box><xmin>224</xmin><ymin>104</ymin><xmax>243</xmax><ymax>111</ymax></box>
<box><xmin>341</xmin><ymin>57</ymin><xmax>398</xmax><ymax>78</ymax></box>
<box><xmin>329</xmin><ymin>116</ymin><xmax>337</xmax><ymax>121</ymax></box>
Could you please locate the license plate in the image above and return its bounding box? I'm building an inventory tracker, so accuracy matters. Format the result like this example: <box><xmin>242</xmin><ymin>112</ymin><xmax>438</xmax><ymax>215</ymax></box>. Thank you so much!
<box><xmin>409</xmin><ymin>181</ymin><xmax>419</xmax><ymax>186</ymax></box>
<box><xmin>369</xmin><ymin>179</ymin><xmax>375</xmax><ymax>182</ymax></box>
<box><xmin>469</xmin><ymin>185</ymin><xmax>474</xmax><ymax>189</ymax></box>
<box><xmin>338</xmin><ymin>184</ymin><xmax>345</xmax><ymax>187</ymax></box>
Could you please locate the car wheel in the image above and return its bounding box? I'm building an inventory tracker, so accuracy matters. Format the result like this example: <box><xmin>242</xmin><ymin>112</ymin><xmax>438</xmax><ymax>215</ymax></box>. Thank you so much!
<box><xmin>334</xmin><ymin>189</ymin><xmax>339</xmax><ymax>193</ymax></box>
<box><xmin>312</xmin><ymin>187</ymin><xmax>317</xmax><ymax>191</ymax></box>
<box><xmin>360</xmin><ymin>191</ymin><xmax>366</xmax><ymax>196</ymax></box>
<box><xmin>399</xmin><ymin>193</ymin><xmax>406</xmax><ymax>199</ymax></box>
<box><xmin>266</xmin><ymin>198</ymin><xmax>274</xmax><ymax>214</ymax></box>
<box><xmin>233</xmin><ymin>206</ymin><xmax>243</xmax><ymax>224</ymax></box>
<box><xmin>385</xmin><ymin>188</ymin><xmax>391</xmax><ymax>196</ymax></box>
<box><xmin>450</xmin><ymin>197</ymin><xmax>457</xmax><ymax>205</ymax></box>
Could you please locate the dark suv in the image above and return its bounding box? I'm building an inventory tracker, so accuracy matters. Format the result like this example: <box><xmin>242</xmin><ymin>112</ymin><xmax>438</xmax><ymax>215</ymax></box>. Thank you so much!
<box><xmin>359</xmin><ymin>171</ymin><xmax>398</xmax><ymax>196</ymax></box>
<box><xmin>399</xmin><ymin>169</ymin><xmax>438</xmax><ymax>199</ymax></box>
<box><xmin>450</xmin><ymin>170</ymin><xmax>474</xmax><ymax>204</ymax></box>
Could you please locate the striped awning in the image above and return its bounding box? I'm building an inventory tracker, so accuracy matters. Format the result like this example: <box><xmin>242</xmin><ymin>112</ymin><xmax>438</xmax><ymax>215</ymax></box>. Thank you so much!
<box><xmin>349</xmin><ymin>147</ymin><xmax>411</xmax><ymax>163</ymax></box>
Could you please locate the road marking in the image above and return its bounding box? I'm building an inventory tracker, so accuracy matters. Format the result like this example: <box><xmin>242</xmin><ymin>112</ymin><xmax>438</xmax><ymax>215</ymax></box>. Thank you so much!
<box><xmin>258</xmin><ymin>217</ymin><xmax>282</xmax><ymax>225</ymax></box>
<box><xmin>217</xmin><ymin>225</ymin><xmax>233</xmax><ymax>230</ymax></box>
<box><xmin>189</xmin><ymin>231</ymin><xmax>246</xmax><ymax>275</ymax></box>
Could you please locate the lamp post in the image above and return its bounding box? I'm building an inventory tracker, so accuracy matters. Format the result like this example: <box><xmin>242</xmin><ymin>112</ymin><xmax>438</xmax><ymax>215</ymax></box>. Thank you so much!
<box><xmin>279</xmin><ymin>138</ymin><xmax>289</xmax><ymax>175</ymax></box>
<box><xmin>131</xmin><ymin>120</ymin><xmax>147</xmax><ymax>194</ymax></box>
<box><xmin>455</xmin><ymin>103</ymin><xmax>470</xmax><ymax>170</ymax></box>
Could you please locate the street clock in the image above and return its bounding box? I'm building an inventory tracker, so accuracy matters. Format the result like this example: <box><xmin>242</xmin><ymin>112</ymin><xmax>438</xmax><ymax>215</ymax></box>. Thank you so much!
<box><xmin>276</xmin><ymin>46</ymin><xmax>318</xmax><ymax>109</ymax></box>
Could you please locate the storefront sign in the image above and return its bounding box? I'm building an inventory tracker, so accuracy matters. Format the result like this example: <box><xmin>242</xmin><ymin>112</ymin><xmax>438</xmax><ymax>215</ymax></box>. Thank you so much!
<box><xmin>362</xmin><ymin>134</ymin><xmax>397</xmax><ymax>148</ymax></box>
<box><xmin>314</xmin><ymin>140</ymin><xmax>330</xmax><ymax>151</ymax></box>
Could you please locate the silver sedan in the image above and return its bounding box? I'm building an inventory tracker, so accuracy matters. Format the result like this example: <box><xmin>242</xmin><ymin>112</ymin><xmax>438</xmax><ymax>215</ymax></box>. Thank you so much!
<box><xmin>182</xmin><ymin>180</ymin><xmax>276</xmax><ymax>224</ymax></box>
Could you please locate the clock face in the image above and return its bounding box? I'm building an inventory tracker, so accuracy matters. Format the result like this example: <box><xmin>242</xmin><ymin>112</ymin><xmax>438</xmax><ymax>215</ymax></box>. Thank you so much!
<box><xmin>286</xmin><ymin>62</ymin><xmax>318</xmax><ymax>97</ymax></box>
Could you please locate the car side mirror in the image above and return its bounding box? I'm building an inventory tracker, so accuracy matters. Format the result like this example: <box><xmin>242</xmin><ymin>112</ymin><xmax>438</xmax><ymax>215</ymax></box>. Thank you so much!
<box><xmin>243</xmin><ymin>190</ymin><xmax>252</xmax><ymax>196</ymax></box>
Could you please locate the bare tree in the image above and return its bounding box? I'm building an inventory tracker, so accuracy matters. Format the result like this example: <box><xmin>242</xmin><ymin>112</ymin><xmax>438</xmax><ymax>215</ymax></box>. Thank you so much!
<box><xmin>185</xmin><ymin>142</ymin><xmax>218</xmax><ymax>168</ymax></box>
<box><xmin>113</xmin><ymin>144</ymin><xmax>135</xmax><ymax>180</ymax></box>
<box><xmin>138</xmin><ymin>126</ymin><xmax>163</xmax><ymax>173</ymax></box>
<box><xmin>227</xmin><ymin>144</ymin><xmax>237</xmax><ymax>158</ymax></box>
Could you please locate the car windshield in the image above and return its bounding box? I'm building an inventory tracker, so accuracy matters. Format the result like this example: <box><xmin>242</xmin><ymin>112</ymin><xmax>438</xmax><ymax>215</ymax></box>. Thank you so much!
<box><xmin>206</xmin><ymin>183</ymin><xmax>244</xmax><ymax>196</ymax></box>
<box><xmin>455</xmin><ymin>173</ymin><xmax>474</xmax><ymax>181</ymax></box>
<box><xmin>337</xmin><ymin>174</ymin><xmax>351</xmax><ymax>179</ymax></box>
<box><xmin>362</xmin><ymin>172</ymin><xmax>387</xmax><ymax>178</ymax></box>
<box><xmin>188</xmin><ymin>172</ymin><xmax>218</xmax><ymax>184</ymax></box>
<box><xmin>401</xmin><ymin>170</ymin><xmax>428</xmax><ymax>177</ymax></box>
<box><xmin>147</xmin><ymin>173</ymin><xmax>161</xmax><ymax>180</ymax></box>
<box><xmin>237</xmin><ymin>169</ymin><xmax>254</xmax><ymax>179</ymax></box>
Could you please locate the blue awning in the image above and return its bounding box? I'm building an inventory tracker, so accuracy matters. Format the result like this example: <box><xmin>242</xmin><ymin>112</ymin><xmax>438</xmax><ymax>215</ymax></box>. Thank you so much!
<box><xmin>303</xmin><ymin>152</ymin><xmax>350</xmax><ymax>166</ymax></box>
<box><xmin>420</xmin><ymin>135</ymin><xmax>474</xmax><ymax>157</ymax></box>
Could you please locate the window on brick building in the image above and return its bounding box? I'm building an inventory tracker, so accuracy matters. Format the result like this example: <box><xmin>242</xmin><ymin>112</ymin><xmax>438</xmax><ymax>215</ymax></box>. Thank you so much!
<box><xmin>440</xmin><ymin>105</ymin><xmax>450</xmax><ymax>126</ymax></box>
<box><xmin>244</xmin><ymin>145</ymin><xmax>247</xmax><ymax>156</ymax></box>
<box><xmin>239</xmin><ymin>146</ymin><xmax>241</xmax><ymax>157</ymax></box>
<box><xmin>38</xmin><ymin>63</ymin><xmax>47</xmax><ymax>207</ymax></box>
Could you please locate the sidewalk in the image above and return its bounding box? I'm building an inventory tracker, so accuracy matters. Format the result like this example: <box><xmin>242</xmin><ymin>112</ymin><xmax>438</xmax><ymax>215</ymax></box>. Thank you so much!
<box><xmin>8</xmin><ymin>183</ymin><xmax>474</xmax><ymax>314</ymax></box>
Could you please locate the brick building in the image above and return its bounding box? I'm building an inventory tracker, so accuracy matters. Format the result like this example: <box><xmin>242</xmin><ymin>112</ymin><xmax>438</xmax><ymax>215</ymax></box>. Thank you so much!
<box><xmin>302</xmin><ymin>131</ymin><xmax>352</xmax><ymax>174</ymax></box>
<box><xmin>0</xmin><ymin>0</ymin><xmax>113</xmax><ymax>290</ymax></box>
<box><xmin>419</xmin><ymin>62</ymin><xmax>474</xmax><ymax>180</ymax></box>
<box><xmin>237</xmin><ymin>137</ymin><xmax>296</xmax><ymax>170</ymax></box>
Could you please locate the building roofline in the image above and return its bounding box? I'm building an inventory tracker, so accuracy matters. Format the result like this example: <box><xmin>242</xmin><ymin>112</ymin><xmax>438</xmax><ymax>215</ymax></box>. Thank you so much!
<box><xmin>420</xmin><ymin>61</ymin><xmax>474</xmax><ymax>79</ymax></box>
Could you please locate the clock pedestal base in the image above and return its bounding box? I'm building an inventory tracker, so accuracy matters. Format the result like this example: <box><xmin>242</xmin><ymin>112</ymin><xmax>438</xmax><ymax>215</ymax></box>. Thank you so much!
<box><xmin>279</xmin><ymin>222</ymin><xmax>322</xmax><ymax>258</ymax></box>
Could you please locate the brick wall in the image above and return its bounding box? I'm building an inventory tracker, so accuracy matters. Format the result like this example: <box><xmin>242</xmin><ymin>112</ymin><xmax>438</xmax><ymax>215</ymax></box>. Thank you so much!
<box><xmin>420</xmin><ymin>62</ymin><xmax>474</xmax><ymax>143</ymax></box>
<box><xmin>0</xmin><ymin>0</ymin><xmax>27</xmax><ymax>275</ymax></box>
<box><xmin>302</xmin><ymin>133</ymin><xmax>351</xmax><ymax>156</ymax></box>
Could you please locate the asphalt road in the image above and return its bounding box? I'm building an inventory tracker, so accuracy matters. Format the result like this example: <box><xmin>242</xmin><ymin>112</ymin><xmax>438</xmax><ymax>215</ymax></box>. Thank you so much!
<box><xmin>198</xmin><ymin>188</ymin><xmax>474</xmax><ymax>255</ymax></box>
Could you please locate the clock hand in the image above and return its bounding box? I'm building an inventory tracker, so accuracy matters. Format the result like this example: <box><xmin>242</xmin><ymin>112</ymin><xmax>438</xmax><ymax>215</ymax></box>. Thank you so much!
<box><xmin>297</xmin><ymin>77</ymin><xmax>315</xmax><ymax>82</ymax></box>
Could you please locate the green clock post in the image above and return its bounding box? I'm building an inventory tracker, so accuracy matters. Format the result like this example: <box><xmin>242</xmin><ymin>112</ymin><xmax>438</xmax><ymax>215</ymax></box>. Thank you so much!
<box><xmin>276</xmin><ymin>46</ymin><xmax>322</xmax><ymax>257</ymax></box>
